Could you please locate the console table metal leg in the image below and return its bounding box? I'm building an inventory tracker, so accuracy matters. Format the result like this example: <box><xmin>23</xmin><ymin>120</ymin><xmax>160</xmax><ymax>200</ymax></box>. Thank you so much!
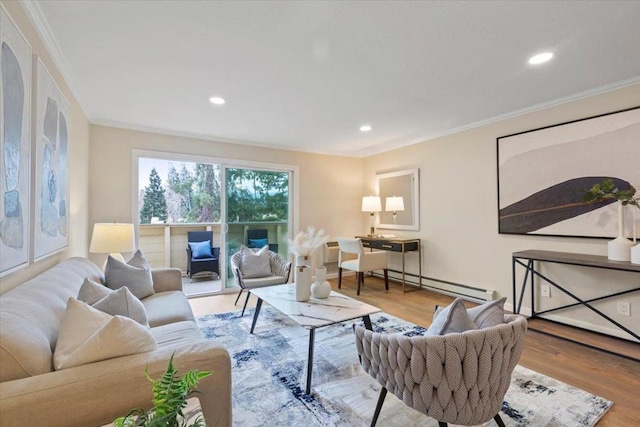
<box><xmin>306</xmin><ymin>328</ymin><xmax>315</xmax><ymax>395</ymax></box>
<box><xmin>418</xmin><ymin>243</ymin><xmax>423</xmax><ymax>289</ymax></box>
<box><xmin>250</xmin><ymin>298</ymin><xmax>263</xmax><ymax>334</ymax></box>
<box><xmin>512</xmin><ymin>257</ymin><xmax>517</xmax><ymax>313</ymax></box>
<box><xmin>530</xmin><ymin>260</ymin><xmax>536</xmax><ymax>318</ymax></box>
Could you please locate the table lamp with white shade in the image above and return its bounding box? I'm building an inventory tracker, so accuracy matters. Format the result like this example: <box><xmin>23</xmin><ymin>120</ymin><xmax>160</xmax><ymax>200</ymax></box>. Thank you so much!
<box><xmin>362</xmin><ymin>196</ymin><xmax>382</xmax><ymax>236</ymax></box>
<box><xmin>385</xmin><ymin>196</ymin><xmax>405</xmax><ymax>224</ymax></box>
<box><xmin>90</xmin><ymin>222</ymin><xmax>135</xmax><ymax>269</ymax></box>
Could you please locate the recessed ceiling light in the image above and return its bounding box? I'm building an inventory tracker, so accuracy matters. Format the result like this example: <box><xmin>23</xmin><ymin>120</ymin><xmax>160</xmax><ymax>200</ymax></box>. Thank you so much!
<box><xmin>528</xmin><ymin>52</ymin><xmax>553</xmax><ymax>65</ymax></box>
<box><xmin>360</xmin><ymin>125</ymin><xmax>372</xmax><ymax>132</ymax></box>
<box><xmin>209</xmin><ymin>96</ymin><xmax>225</xmax><ymax>105</ymax></box>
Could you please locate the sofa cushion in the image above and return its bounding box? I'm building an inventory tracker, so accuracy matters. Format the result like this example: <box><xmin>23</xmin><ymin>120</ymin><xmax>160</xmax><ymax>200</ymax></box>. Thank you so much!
<box><xmin>152</xmin><ymin>320</ymin><xmax>204</xmax><ymax>349</ymax></box>
<box><xmin>77</xmin><ymin>278</ymin><xmax>112</xmax><ymax>305</ymax></box>
<box><xmin>53</xmin><ymin>299</ymin><xmax>156</xmax><ymax>370</ymax></box>
<box><xmin>92</xmin><ymin>287</ymin><xmax>149</xmax><ymax>327</ymax></box>
<box><xmin>143</xmin><ymin>291</ymin><xmax>195</xmax><ymax>327</ymax></box>
<box><xmin>240</xmin><ymin>245</ymin><xmax>271</xmax><ymax>278</ymax></box>
<box><xmin>426</xmin><ymin>298</ymin><xmax>477</xmax><ymax>336</ymax></box>
<box><xmin>105</xmin><ymin>255</ymin><xmax>154</xmax><ymax>300</ymax></box>
<box><xmin>0</xmin><ymin>258</ymin><xmax>103</xmax><ymax>381</ymax></box>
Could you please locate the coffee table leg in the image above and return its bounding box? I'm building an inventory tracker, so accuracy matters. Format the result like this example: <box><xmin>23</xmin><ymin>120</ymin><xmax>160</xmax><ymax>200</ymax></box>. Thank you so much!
<box><xmin>306</xmin><ymin>328</ymin><xmax>315</xmax><ymax>395</ymax></box>
<box><xmin>363</xmin><ymin>315</ymin><xmax>373</xmax><ymax>330</ymax></box>
<box><xmin>250</xmin><ymin>298</ymin><xmax>263</xmax><ymax>334</ymax></box>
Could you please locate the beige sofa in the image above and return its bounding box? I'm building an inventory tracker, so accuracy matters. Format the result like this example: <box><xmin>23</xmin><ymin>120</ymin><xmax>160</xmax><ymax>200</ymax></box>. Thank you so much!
<box><xmin>0</xmin><ymin>257</ymin><xmax>231</xmax><ymax>427</ymax></box>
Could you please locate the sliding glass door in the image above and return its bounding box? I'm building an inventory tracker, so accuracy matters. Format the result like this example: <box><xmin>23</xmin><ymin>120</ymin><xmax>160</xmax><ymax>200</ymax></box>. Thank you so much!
<box><xmin>134</xmin><ymin>151</ymin><xmax>296</xmax><ymax>296</ymax></box>
<box><xmin>223</xmin><ymin>167</ymin><xmax>291</xmax><ymax>289</ymax></box>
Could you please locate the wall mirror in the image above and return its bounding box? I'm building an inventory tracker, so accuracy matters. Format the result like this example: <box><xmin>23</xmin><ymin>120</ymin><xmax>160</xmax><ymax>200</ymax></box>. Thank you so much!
<box><xmin>376</xmin><ymin>168</ymin><xmax>419</xmax><ymax>231</ymax></box>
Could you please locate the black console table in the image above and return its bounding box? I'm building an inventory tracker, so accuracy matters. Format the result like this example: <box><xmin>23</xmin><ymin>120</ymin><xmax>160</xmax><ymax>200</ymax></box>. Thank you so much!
<box><xmin>512</xmin><ymin>250</ymin><xmax>640</xmax><ymax>358</ymax></box>
<box><xmin>357</xmin><ymin>236</ymin><xmax>422</xmax><ymax>292</ymax></box>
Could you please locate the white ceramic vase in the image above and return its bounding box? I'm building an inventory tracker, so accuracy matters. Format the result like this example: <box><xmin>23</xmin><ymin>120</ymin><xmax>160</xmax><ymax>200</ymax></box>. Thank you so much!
<box><xmin>296</xmin><ymin>255</ymin><xmax>311</xmax><ymax>267</ymax></box>
<box><xmin>311</xmin><ymin>267</ymin><xmax>331</xmax><ymax>299</ymax></box>
<box><xmin>295</xmin><ymin>265</ymin><xmax>312</xmax><ymax>302</ymax></box>
<box><xmin>608</xmin><ymin>201</ymin><xmax>633</xmax><ymax>262</ymax></box>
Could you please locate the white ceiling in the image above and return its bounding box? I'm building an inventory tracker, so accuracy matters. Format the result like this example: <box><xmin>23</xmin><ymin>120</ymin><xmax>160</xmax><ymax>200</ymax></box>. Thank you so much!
<box><xmin>23</xmin><ymin>0</ymin><xmax>640</xmax><ymax>157</ymax></box>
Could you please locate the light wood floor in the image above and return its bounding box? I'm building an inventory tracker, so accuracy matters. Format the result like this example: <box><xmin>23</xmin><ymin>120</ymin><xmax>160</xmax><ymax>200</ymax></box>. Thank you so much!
<box><xmin>189</xmin><ymin>276</ymin><xmax>640</xmax><ymax>426</ymax></box>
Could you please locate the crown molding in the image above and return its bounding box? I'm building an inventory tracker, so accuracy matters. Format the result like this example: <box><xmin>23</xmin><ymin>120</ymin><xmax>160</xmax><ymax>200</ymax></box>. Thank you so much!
<box><xmin>365</xmin><ymin>76</ymin><xmax>640</xmax><ymax>158</ymax></box>
<box><xmin>19</xmin><ymin>0</ymin><xmax>84</xmax><ymax>110</ymax></box>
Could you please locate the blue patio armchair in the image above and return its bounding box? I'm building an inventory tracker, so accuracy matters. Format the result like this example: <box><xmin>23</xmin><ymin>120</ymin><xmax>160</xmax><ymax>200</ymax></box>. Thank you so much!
<box><xmin>186</xmin><ymin>231</ymin><xmax>220</xmax><ymax>281</ymax></box>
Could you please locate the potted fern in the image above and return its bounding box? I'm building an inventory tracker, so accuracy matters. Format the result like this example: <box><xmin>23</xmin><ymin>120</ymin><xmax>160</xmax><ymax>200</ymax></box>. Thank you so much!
<box><xmin>113</xmin><ymin>354</ymin><xmax>212</xmax><ymax>427</ymax></box>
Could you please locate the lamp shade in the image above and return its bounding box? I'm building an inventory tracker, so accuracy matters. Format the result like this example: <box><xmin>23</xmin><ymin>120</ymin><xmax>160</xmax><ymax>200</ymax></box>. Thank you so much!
<box><xmin>385</xmin><ymin>196</ymin><xmax>405</xmax><ymax>212</ymax></box>
<box><xmin>90</xmin><ymin>223</ymin><xmax>135</xmax><ymax>254</ymax></box>
<box><xmin>361</xmin><ymin>196</ymin><xmax>382</xmax><ymax>212</ymax></box>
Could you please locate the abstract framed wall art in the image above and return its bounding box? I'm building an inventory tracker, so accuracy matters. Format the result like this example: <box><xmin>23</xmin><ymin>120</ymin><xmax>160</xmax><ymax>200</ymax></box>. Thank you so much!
<box><xmin>497</xmin><ymin>106</ymin><xmax>640</xmax><ymax>239</ymax></box>
<box><xmin>33</xmin><ymin>58</ymin><xmax>70</xmax><ymax>260</ymax></box>
<box><xmin>1</xmin><ymin>6</ymin><xmax>31</xmax><ymax>276</ymax></box>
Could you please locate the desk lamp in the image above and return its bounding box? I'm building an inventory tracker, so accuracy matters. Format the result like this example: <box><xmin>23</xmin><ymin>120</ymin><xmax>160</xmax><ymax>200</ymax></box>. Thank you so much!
<box><xmin>385</xmin><ymin>196</ymin><xmax>405</xmax><ymax>224</ymax></box>
<box><xmin>362</xmin><ymin>196</ymin><xmax>382</xmax><ymax>236</ymax></box>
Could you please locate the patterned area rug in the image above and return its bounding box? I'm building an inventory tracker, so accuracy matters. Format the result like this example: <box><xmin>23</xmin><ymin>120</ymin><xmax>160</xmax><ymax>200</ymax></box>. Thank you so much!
<box><xmin>198</xmin><ymin>307</ymin><xmax>612</xmax><ymax>426</ymax></box>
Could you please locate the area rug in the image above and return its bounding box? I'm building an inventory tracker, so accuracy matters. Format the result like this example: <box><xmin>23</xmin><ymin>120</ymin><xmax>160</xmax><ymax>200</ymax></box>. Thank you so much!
<box><xmin>197</xmin><ymin>307</ymin><xmax>612</xmax><ymax>426</ymax></box>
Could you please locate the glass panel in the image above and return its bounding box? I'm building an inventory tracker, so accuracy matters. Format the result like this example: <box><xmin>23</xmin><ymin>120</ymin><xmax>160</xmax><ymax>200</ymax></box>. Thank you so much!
<box><xmin>137</xmin><ymin>157</ymin><xmax>223</xmax><ymax>296</ymax></box>
<box><xmin>224</xmin><ymin>168</ymin><xmax>290</xmax><ymax>288</ymax></box>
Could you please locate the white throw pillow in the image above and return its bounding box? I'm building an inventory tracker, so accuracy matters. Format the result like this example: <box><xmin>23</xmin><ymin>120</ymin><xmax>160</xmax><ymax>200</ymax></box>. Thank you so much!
<box><xmin>53</xmin><ymin>298</ymin><xmax>157</xmax><ymax>370</ymax></box>
<box><xmin>105</xmin><ymin>254</ymin><xmax>154</xmax><ymax>300</ymax></box>
<box><xmin>240</xmin><ymin>245</ymin><xmax>271</xmax><ymax>278</ymax></box>
<box><xmin>77</xmin><ymin>278</ymin><xmax>112</xmax><ymax>305</ymax></box>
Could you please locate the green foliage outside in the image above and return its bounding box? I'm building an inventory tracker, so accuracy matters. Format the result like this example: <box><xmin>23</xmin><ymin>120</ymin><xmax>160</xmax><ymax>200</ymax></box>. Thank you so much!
<box><xmin>167</xmin><ymin>164</ymin><xmax>221</xmax><ymax>223</ymax></box>
<box><xmin>140</xmin><ymin>168</ymin><xmax>168</xmax><ymax>224</ymax></box>
<box><xmin>113</xmin><ymin>354</ymin><xmax>211</xmax><ymax>427</ymax></box>
<box><xmin>226</xmin><ymin>168</ymin><xmax>289</xmax><ymax>223</ymax></box>
<box><xmin>140</xmin><ymin>162</ymin><xmax>289</xmax><ymax>224</ymax></box>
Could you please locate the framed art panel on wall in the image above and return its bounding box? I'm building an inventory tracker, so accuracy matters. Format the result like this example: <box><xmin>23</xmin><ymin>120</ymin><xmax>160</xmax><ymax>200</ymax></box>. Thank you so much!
<box><xmin>497</xmin><ymin>106</ymin><xmax>640</xmax><ymax>239</ymax></box>
<box><xmin>1</xmin><ymin>5</ymin><xmax>31</xmax><ymax>276</ymax></box>
<box><xmin>33</xmin><ymin>57</ymin><xmax>70</xmax><ymax>260</ymax></box>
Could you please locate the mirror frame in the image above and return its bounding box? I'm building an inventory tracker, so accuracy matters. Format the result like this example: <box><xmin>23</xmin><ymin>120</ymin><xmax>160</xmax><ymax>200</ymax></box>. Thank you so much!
<box><xmin>375</xmin><ymin>168</ymin><xmax>420</xmax><ymax>231</ymax></box>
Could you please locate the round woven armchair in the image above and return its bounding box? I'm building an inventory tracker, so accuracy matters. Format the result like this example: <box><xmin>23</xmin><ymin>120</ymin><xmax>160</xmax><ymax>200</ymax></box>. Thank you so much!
<box><xmin>354</xmin><ymin>314</ymin><xmax>527</xmax><ymax>426</ymax></box>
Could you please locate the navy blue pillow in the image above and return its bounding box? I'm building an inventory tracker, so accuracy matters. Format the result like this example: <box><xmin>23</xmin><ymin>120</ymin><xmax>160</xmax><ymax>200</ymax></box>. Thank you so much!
<box><xmin>249</xmin><ymin>238</ymin><xmax>268</xmax><ymax>248</ymax></box>
<box><xmin>189</xmin><ymin>240</ymin><xmax>212</xmax><ymax>259</ymax></box>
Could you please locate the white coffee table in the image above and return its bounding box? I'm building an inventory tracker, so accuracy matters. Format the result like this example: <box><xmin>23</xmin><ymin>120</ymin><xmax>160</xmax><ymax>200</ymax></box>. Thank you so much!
<box><xmin>249</xmin><ymin>283</ymin><xmax>380</xmax><ymax>395</ymax></box>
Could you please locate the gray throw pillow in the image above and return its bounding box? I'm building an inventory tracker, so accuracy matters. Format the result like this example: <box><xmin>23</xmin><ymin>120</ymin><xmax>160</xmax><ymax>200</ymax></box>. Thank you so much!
<box><xmin>467</xmin><ymin>297</ymin><xmax>507</xmax><ymax>328</ymax></box>
<box><xmin>77</xmin><ymin>278</ymin><xmax>112</xmax><ymax>305</ymax></box>
<box><xmin>105</xmin><ymin>255</ymin><xmax>154</xmax><ymax>300</ymax></box>
<box><xmin>127</xmin><ymin>249</ymin><xmax>149</xmax><ymax>269</ymax></box>
<box><xmin>426</xmin><ymin>298</ymin><xmax>477</xmax><ymax>336</ymax></box>
<box><xmin>92</xmin><ymin>287</ymin><xmax>149</xmax><ymax>327</ymax></box>
<box><xmin>239</xmin><ymin>245</ymin><xmax>271</xmax><ymax>278</ymax></box>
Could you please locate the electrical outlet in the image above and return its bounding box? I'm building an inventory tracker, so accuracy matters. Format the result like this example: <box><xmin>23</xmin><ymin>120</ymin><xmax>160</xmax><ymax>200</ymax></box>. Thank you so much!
<box><xmin>617</xmin><ymin>302</ymin><xmax>631</xmax><ymax>316</ymax></box>
<box><xmin>541</xmin><ymin>284</ymin><xmax>551</xmax><ymax>298</ymax></box>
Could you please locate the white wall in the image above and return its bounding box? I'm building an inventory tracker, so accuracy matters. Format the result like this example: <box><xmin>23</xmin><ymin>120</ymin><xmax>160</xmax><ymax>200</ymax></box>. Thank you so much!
<box><xmin>88</xmin><ymin>125</ymin><xmax>364</xmax><ymax>266</ymax></box>
<box><xmin>1</xmin><ymin>1</ymin><xmax>91</xmax><ymax>293</ymax></box>
<box><xmin>363</xmin><ymin>84</ymin><xmax>640</xmax><ymax>340</ymax></box>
